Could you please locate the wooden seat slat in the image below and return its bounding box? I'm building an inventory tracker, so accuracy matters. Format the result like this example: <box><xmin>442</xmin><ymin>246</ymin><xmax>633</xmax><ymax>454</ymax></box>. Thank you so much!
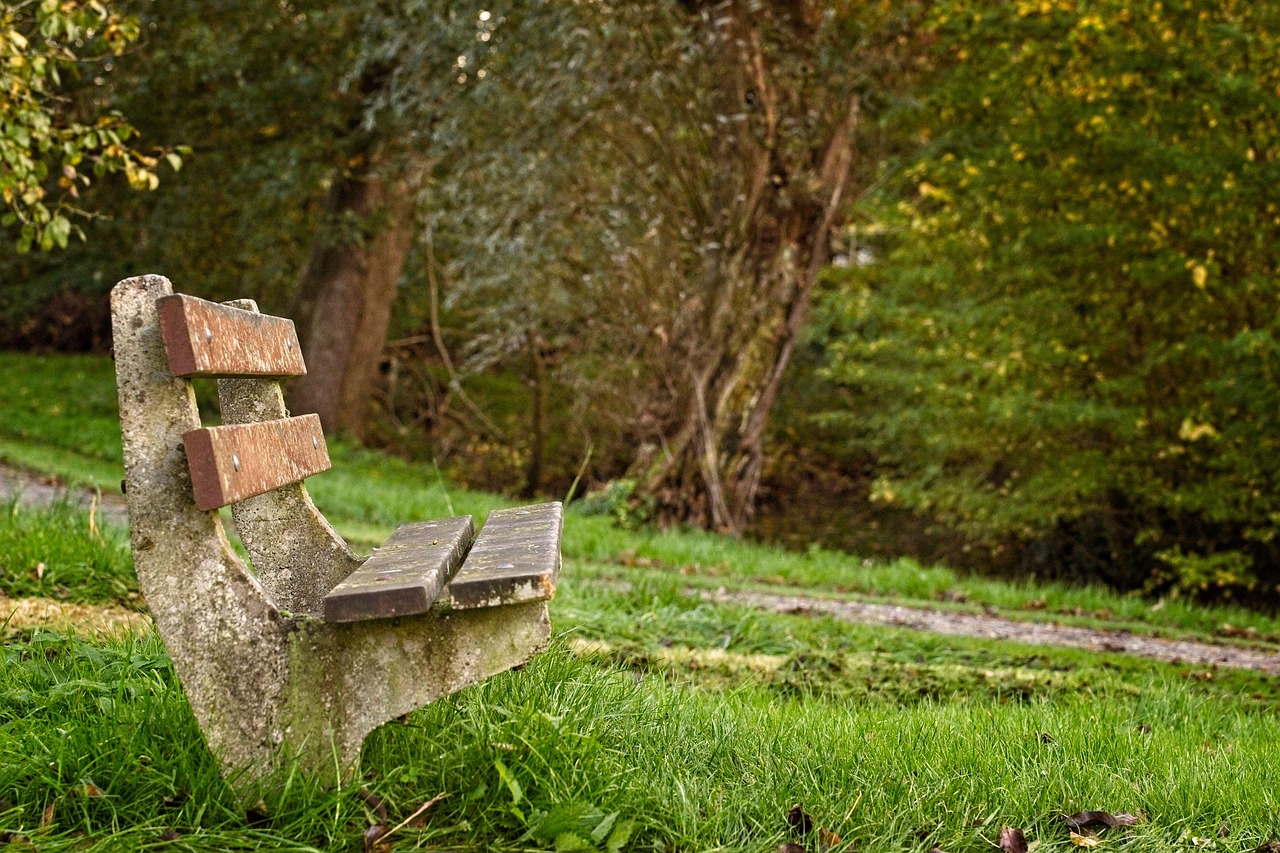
<box><xmin>183</xmin><ymin>415</ymin><xmax>330</xmax><ymax>510</ymax></box>
<box><xmin>158</xmin><ymin>293</ymin><xmax>307</xmax><ymax>378</ymax></box>
<box><xmin>442</xmin><ymin>502</ymin><xmax>562</xmax><ymax>610</ymax></box>
<box><xmin>323</xmin><ymin>516</ymin><xmax>475</xmax><ymax>623</ymax></box>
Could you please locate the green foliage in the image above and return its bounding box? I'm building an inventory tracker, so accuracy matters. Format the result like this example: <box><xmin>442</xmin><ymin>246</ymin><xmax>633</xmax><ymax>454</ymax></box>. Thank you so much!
<box><xmin>0</xmin><ymin>500</ymin><xmax>136</xmax><ymax>604</ymax></box>
<box><xmin>572</xmin><ymin>480</ymin><xmax>653</xmax><ymax>529</ymax></box>
<box><xmin>4</xmin><ymin>629</ymin><xmax>1280</xmax><ymax>850</ymax></box>
<box><xmin>0</xmin><ymin>0</ymin><xmax>178</xmax><ymax>252</ymax></box>
<box><xmin>820</xmin><ymin>0</ymin><xmax>1280</xmax><ymax>597</ymax></box>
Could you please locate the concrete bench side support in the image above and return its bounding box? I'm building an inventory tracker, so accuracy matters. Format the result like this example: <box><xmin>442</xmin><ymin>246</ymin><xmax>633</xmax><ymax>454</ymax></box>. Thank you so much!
<box><xmin>112</xmin><ymin>275</ymin><xmax>551</xmax><ymax>782</ymax></box>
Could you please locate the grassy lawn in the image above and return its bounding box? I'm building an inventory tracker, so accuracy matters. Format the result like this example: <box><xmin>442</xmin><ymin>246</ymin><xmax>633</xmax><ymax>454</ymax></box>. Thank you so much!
<box><xmin>1</xmin><ymin>352</ymin><xmax>1278</xmax><ymax>851</ymax></box>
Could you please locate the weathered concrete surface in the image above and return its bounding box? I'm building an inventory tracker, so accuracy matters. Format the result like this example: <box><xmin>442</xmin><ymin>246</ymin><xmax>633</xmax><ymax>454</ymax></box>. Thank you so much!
<box><xmin>112</xmin><ymin>276</ymin><xmax>551</xmax><ymax>783</ymax></box>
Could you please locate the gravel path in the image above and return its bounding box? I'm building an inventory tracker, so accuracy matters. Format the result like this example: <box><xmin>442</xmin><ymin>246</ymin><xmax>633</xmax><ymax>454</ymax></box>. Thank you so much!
<box><xmin>4</xmin><ymin>462</ymin><xmax>1279</xmax><ymax>673</ymax></box>
<box><xmin>0</xmin><ymin>463</ymin><xmax>128</xmax><ymax>524</ymax></box>
<box><xmin>705</xmin><ymin>588</ymin><xmax>1280</xmax><ymax>675</ymax></box>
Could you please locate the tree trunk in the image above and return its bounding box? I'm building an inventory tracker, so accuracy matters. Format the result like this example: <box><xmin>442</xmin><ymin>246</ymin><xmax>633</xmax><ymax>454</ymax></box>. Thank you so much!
<box><xmin>288</xmin><ymin>157</ymin><xmax>415</xmax><ymax>437</ymax></box>
<box><xmin>633</xmin><ymin>2</ymin><xmax>862</xmax><ymax>534</ymax></box>
<box><xmin>521</xmin><ymin>331</ymin><xmax>547</xmax><ymax>499</ymax></box>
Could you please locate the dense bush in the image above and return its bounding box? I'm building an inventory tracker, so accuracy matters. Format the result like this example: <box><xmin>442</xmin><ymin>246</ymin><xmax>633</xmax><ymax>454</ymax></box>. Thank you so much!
<box><xmin>820</xmin><ymin>0</ymin><xmax>1280</xmax><ymax>600</ymax></box>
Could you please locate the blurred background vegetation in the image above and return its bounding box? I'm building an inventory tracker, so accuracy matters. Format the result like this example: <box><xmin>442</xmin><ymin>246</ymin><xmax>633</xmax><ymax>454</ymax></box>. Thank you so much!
<box><xmin>3</xmin><ymin>0</ymin><xmax>1278</xmax><ymax>606</ymax></box>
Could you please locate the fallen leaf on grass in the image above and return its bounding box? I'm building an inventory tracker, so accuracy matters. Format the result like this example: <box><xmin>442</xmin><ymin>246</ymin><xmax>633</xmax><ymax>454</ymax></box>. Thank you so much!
<box><xmin>40</xmin><ymin>801</ymin><xmax>55</xmax><ymax>829</ymax></box>
<box><xmin>787</xmin><ymin>804</ymin><xmax>814</xmax><ymax>837</ymax></box>
<box><xmin>35</xmin><ymin>562</ymin><xmax>45</xmax><ymax>581</ymax></box>
<box><xmin>1062</xmin><ymin>811</ymin><xmax>1139</xmax><ymax>831</ymax></box>
<box><xmin>245</xmin><ymin>799</ymin><xmax>270</xmax><ymax>828</ymax></box>
<box><xmin>1070</xmin><ymin>832</ymin><xmax>1099</xmax><ymax>848</ymax></box>
<box><xmin>818</xmin><ymin>827</ymin><xmax>842</xmax><ymax>849</ymax></box>
<box><xmin>365</xmin><ymin>792</ymin><xmax>447</xmax><ymax>851</ymax></box>
<box><xmin>358</xmin><ymin>788</ymin><xmax>388</xmax><ymax>822</ymax></box>
<box><xmin>161</xmin><ymin>791</ymin><xmax>188</xmax><ymax>810</ymax></box>
<box><xmin>363</xmin><ymin>824</ymin><xmax>389</xmax><ymax>852</ymax></box>
<box><xmin>778</xmin><ymin>844</ymin><xmax>807</xmax><ymax>853</ymax></box>
<box><xmin>999</xmin><ymin>826</ymin><xmax>1028</xmax><ymax>853</ymax></box>
<box><xmin>1256</xmin><ymin>840</ymin><xmax>1280</xmax><ymax>853</ymax></box>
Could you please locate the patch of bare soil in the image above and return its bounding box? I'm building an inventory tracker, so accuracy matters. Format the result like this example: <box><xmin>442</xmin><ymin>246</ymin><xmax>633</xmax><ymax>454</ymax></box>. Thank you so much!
<box><xmin>706</xmin><ymin>588</ymin><xmax>1280</xmax><ymax>675</ymax></box>
<box><xmin>1</xmin><ymin>593</ymin><xmax>151</xmax><ymax>637</ymax></box>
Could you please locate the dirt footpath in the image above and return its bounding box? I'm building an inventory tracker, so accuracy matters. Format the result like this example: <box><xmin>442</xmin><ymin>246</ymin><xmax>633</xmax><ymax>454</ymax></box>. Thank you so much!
<box><xmin>705</xmin><ymin>588</ymin><xmax>1280</xmax><ymax>675</ymax></box>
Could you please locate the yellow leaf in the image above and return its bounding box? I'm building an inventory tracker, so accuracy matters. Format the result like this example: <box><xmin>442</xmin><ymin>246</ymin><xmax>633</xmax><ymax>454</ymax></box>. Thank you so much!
<box><xmin>1179</xmin><ymin>418</ymin><xmax>1218</xmax><ymax>442</ymax></box>
<box><xmin>1192</xmin><ymin>264</ymin><xmax>1208</xmax><ymax>288</ymax></box>
<box><xmin>1070</xmin><ymin>833</ymin><xmax>1100</xmax><ymax>848</ymax></box>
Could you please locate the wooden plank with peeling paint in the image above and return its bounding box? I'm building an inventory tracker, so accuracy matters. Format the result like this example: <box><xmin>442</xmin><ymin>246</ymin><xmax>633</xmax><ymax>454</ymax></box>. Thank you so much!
<box><xmin>183</xmin><ymin>415</ymin><xmax>330</xmax><ymax>511</ymax></box>
<box><xmin>322</xmin><ymin>516</ymin><xmax>475</xmax><ymax>623</ymax></box>
<box><xmin>442</xmin><ymin>502</ymin><xmax>562</xmax><ymax>610</ymax></box>
<box><xmin>158</xmin><ymin>293</ymin><xmax>307</xmax><ymax>378</ymax></box>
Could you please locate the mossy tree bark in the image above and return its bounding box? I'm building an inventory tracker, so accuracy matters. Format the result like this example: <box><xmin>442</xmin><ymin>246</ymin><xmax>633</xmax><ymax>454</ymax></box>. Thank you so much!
<box><xmin>631</xmin><ymin>1</ymin><xmax>866</xmax><ymax>533</ymax></box>
<box><xmin>288</xmin><ymin>149</ymin><xmax>415</xmax><ymax>437</ymax></box>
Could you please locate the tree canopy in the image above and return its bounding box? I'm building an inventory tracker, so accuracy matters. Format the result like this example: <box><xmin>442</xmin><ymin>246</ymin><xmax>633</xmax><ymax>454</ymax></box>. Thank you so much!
<box><xmin>0</xmin><ymin>0</ymin><xmax>175</xmax><ymax>252</ymax></box>
<box><xmin>820</xmin><ymin>0</ymin><xmax>1280</xmax><ymax>596</ymax></box>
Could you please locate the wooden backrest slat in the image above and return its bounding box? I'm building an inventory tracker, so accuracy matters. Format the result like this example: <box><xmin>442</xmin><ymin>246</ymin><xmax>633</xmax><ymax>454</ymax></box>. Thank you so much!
<box><xmin>158</xmin><ymin>294</ymin><xmax>307</xmax><ymax>378</ymax></box>
<box><xmin>183</xmin><ymin>415</ymin><xmax>330</xmax><ymax>511</ymax></box>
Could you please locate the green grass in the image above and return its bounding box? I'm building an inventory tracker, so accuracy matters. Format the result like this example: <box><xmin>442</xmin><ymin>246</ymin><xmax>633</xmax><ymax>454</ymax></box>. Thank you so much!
<box><xmin>2</xmin><ymin>351</ymin><xmax>1280</xmax><ymax>644</ymax></box>
<box><xmin>0</xmin><ymin>500</ymin><xmax>138</xmax><ymax>606</ymax></box>
<box><xmin>2</xmin><ymin>630</ymin><xmax>1278</xmax><ymax>852</ymax></box>
<box><xmin>3</xmin><ymin>351</ymin><xmax>1280</xmax><ymax>850</ymax></box>
<box><xmin>556</xmin><ymin>576</ymin><xmax>1280</xmax><ymax>713</ymax></box>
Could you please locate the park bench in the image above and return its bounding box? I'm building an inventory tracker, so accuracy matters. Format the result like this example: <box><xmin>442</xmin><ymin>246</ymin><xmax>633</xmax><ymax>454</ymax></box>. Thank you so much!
<box><xmin>110</xmin><ymin>274</ymin><xmax>560</xmax><ymax>782</ymax></box>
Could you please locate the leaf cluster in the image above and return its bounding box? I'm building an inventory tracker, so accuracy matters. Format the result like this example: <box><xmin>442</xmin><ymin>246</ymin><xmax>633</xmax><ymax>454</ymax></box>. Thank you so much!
<box><xmin>819</xmin><ymin>0</ymin><xmax>1280</xmax><ymax>597</ymax></box>
<box><xmin>0</xmin><ymin>0</ymin><xmax>180</xmax><ymax>252</ymax></box>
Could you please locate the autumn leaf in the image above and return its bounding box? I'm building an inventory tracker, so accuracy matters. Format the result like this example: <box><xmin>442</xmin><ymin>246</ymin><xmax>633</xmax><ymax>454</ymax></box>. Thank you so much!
<box><xmin>363</xmin><ymin>824</ymin><xmax>389</xmax><ymax>852</ymax></box>
<box><xmin>999</xmin><ymin>826</ymin><xmax>1028</xmax><ymax>853</ymax></box>
<box><xmin>787</xmin><ymin>804</ymin><xmax>814</xmax><ymax>837</ymax></box>
<box><xmin>1061</xmin><ymin>811</ymin><xmax>1140</xmax><ymax>831</ymax></box>
<box><xmin>358</xmin><ymin>788</ymin><xmax>388</xmax><ymax>822</ymax></box>
<box><xmin>1070</xmin><ymin>832</ymin><xmax>1100</xmax><ymax>848</ymax></box>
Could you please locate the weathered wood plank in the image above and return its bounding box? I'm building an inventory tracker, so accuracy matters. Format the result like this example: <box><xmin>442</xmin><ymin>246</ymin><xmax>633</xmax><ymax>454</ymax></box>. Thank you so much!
<box><xmin>322</xmin><ymin>516</ymin><xmax>475</xmax><ymax>623</ymax></box>
<box><xmin>442</xmin><ymin>502</ymin><xmax>562</xmax><ymax>610</ymax></box>
<box><xmin>183</xmin><ymin>415</ymin><xmax>330</xmax><ymax>511</ymax></box>
<box><xmin>158</xmin><ymin>293</ymin><xmax>307</xmax><ymax>378</ymax></box>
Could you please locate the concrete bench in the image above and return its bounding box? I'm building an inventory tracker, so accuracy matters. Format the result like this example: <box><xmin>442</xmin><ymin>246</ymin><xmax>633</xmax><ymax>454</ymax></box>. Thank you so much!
<box><xmin>111</xmin><ymin>274</ymin><xmax>560</xmax><ymax>782</ymax></box>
